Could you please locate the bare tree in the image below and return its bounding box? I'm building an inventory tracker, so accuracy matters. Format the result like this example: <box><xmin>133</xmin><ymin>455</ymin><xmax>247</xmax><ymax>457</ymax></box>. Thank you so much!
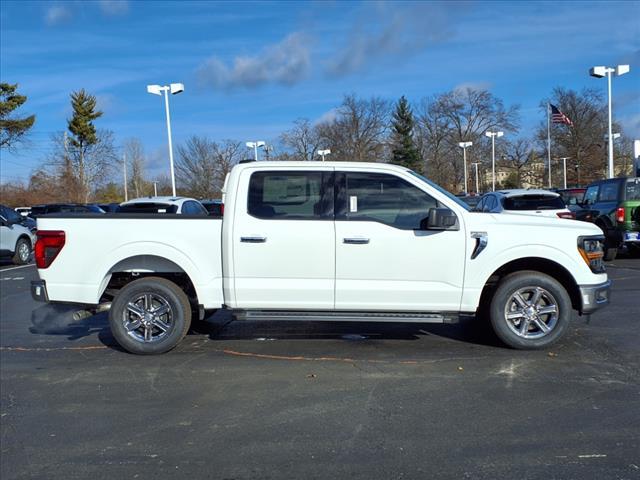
<box><xmin>123</xmin><ymin>138</ymin><xmax>147</xmax><ymax>198</ymax></box>
<box><xmin>501</xmin><ymin>138</ymin><xmax>536</xmax><ymax>188</ymax></box>
<box><xmin>175</xmin><ymin>136</ymin><xmax>241</xmax><ymax>198</ymax></box>
<box><xmin>416</xmin><ymin>88</ymin><xmax>520</xmax><ymax>191</ymax></box>
<box><xmin>46</xmin><ymin>129</ymin><xmax>118</xmax><ymax>202</ymax></box>
<box><xmin>318</xmin><ymin>94</ymin><xmax>390</xmax><ymax>162</ymax></box>
<box><xmin>280</xmin><ymin>118</ymin><xmax>321</xmax><ymax>161</ymax></box>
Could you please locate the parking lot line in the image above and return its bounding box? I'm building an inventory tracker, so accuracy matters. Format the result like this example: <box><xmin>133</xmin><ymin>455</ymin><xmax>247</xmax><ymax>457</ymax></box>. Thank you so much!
<box><xmin>0</xmin><ymin>264</ymin><xmax>35</xmax><ymax>274</ymax></box>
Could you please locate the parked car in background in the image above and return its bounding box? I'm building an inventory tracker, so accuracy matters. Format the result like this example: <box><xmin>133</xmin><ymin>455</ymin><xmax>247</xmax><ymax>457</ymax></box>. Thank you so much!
<box><xmin>1</xmin><ymin>204</ymin><xmax>36</xmax><ymax>265</ymax></box>
<box><xmin>459</xmin><ymin>195</ymin><xmax>481</xmax><ymax>209</ymax></box>
<box><xmin>117</xmin><ymin>197</ymin><xmax>209</xmax><ymax>215</ymax></box>
<box><xmin>30</xmin><ymin>204</ymin><xmax>105</xmax><ymax>217</ymax></box>
<box><xmin>580</xmin><ymin>177</ymin><xmax>640</xmax><ymax>260</ymax></box>
<box><xmin>97</xmin><ymin>203</ymin><xmax>120</xmax><ymax>213</ymax></box>
<box><xmin>201</xmin><ymin>199</ymin><xmax>224</xmax><ymax>217</ymax></box>
<box><xmin>475</xmin><ymin>190</ymin><xmax>574</xmax><ymax>219</ymax></box>
<box><xmin>14</xmin><ymin>207</ymin><xmax>31</xmax><ymax>217</ymax></box>
<box><xmin>557</xmin><ymin>187</ymin><xmax>592</xmax><ymax>222</ymax></box>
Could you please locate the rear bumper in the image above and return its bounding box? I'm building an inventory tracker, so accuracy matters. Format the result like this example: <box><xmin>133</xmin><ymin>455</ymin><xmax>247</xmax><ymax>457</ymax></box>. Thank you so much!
<box><xmin>31</xmin><ymin>280</ymin><xmax>49</xmax><ymax>302</ymax></box>
<box><xmin>579</xmin><ymin>280</ymin><xmax>611</xmax><ymax>314</ymax></box>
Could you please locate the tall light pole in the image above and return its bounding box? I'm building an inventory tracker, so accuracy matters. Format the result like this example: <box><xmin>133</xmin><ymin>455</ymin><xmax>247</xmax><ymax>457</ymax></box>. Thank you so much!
<box><xmin>471</xmin><ymin>162</ymin><xmax>480</xmax><ymax>194</ymax></box>
<box><xmin>122</xmin><ymin>153</ymin><xmax>128</xmax><ymax>201</ymax></box>
<box><xmin>559</xmin><ymin>157</ymin><xmax>570</xmax><ymax>189</ymax></box>
<box><xmin>590</xmin><ymin>64</ymin><xmax>630</xmax><ymax>178</ymax></box>
<box><xmin>147</xmin><ymin>83</ymin><xmax>184</xmax><ymax>196</ymax></box>
<box><xmin>246</xmin><ymin>141</ymin><xmax>265</xmax><ymax>161</ymax></box>
<box><xmin>152</xmin><ymin>181</ymin><xmax>158</xmax><ymax>197</ymax></box>
<box><xmin>458</xmin><ymin>141</ymin><xmax>473</xmax><ymax>194</ymax></box>
<box><xmin>485</xmin><ymin>131</ymin><xmax>503</xmax><ymax>191</ymax></box>
<box><xmin>317</xmin><ymin>149</ymin><xmax>331</xmax><ymax>161</ymax></box>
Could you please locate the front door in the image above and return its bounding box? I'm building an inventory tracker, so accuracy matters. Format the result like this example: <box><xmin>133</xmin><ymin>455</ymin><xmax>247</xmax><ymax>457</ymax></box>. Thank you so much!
<box><xmin>232</xmin><ymin>168</ymin><xmax>335</xmax><ymax>309</ymax></box>
<box><xmin>334</xmin><ymin>171</ymin><xmax>466</xmax><ymax>312</ymax></box>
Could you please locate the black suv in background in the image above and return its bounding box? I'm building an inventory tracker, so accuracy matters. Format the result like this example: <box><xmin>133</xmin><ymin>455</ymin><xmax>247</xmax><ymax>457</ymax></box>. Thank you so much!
<box><xmin>581</xmin><ymin>177</ymin><xmax>640</xmax><ymax>260</ymax></box>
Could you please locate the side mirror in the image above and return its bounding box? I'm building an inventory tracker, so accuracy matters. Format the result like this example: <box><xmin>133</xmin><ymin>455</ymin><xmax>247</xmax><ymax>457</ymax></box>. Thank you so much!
<box><xmin>420</xmin><ymin>208</ymin><xmax>460</xmax><ymax>231</ymax></box>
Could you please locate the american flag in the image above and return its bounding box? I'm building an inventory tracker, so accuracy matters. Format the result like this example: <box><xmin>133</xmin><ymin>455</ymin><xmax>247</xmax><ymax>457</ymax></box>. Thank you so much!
<box><xmin>550</xmin><ymin>104</ymin><xmax>573</xmax><ymax>126</ymax></box>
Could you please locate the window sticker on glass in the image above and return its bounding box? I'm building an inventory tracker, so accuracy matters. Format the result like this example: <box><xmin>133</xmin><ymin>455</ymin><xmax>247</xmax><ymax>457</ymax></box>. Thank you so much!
<box><xmin>350</xmin><ymin>195</ymin><xmax>358</xmax><ymax>212</ymax></box>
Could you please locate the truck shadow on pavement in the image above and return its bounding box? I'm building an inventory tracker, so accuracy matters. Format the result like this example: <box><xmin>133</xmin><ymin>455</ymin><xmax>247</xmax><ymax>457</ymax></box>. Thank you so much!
<box><xmin>28</xmin><ymin>304</ymin><xmax>504</xmax><ymax>350</ymax></box>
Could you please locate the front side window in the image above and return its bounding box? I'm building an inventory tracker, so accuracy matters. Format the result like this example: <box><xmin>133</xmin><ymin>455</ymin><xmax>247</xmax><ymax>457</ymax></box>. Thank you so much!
<box><xmin>337</xmin><ymin>172</ymin><xmax>438</xmax><ymax>230</ymax></box>
<box><xmin>583</xmin><ymin>185</ymin><xmax>599</xmax><ymax>205</ymax></box>
<box><xmin>248</xmin><ymin>171</ymin><xmax>333</xmax><ymax>220</ymax></box>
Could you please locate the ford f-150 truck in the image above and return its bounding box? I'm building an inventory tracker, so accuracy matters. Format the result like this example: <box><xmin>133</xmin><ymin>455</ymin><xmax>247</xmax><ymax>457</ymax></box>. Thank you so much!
<box><xmin>31</xmin><ymin>161</ymin><xmax>611</xmax><ymax>354</ymax></box>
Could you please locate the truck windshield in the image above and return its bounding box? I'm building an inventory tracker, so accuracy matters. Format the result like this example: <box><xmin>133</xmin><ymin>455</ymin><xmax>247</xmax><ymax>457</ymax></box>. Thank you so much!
<box><xmin>408</xmin><ymin>171</ymin><xmax>470</xmax><ymax>211</ymax></box>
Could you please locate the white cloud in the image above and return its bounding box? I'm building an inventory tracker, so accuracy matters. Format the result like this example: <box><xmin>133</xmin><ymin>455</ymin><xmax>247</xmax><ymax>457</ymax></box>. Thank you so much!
<box><xmin>45</xmin><ymin>5</ymin><xmax>73</xmax><ymax>26</ymax></box>
<box><xmin>197</xmin><ymin>33</ymin><xmax>312</xmax><ymax>91</ymax></box>
<box><xmin>99</xmin><ymin>0</ymin><xmax>129</xmax><ymax>16</ymax></box>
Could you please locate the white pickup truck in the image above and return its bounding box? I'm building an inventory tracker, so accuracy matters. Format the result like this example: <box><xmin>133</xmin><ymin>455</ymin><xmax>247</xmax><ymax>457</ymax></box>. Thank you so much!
<box><xmin>31</xmin><ymin>161</ymin><xmax>611</xmax><ymax>354</ymax></box>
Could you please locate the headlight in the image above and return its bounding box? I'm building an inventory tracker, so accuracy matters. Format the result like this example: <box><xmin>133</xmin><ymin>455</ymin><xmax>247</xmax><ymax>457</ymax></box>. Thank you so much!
<box><xmin>577</xmin><ymin>235</ymin><xmax>605</xmax><ymax>273</ymax></box>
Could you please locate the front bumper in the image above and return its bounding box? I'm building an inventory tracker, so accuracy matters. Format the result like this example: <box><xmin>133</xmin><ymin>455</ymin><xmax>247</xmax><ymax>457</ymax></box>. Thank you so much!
<box><xmin>579</xmin><ymin>280</ymin><xmax>611</xmax><ymax>314</ymax></box>
<box><xmin>31</xmin><ymin>280</ymin><xmax>49</xmax><ymax>302</ymax></box>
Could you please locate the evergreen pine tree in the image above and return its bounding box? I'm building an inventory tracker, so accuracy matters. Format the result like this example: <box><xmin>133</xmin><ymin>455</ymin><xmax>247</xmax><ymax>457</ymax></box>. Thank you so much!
<box><xmin>390</xmin><ymin>96</ymin><xmax>421</xmax><ymax>171</ymax></box>
<box><xmin>0</xmin><ymin>83</ymin><xmax>36</xmax><ymax>150</ymax></box>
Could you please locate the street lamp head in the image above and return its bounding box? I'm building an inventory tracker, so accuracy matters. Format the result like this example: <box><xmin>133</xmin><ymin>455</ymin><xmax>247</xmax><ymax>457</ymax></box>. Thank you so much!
<box><xmin>146</xmin><ymin>84</ymin><xmax>163</xmax><ymax>96</ymax></box>
<box><xmin>170</xmin><ymin>83</ymin><xmax>185</xmax><ymax>95</ymax></box>
<box><xmin>589</xmin><ymin>66</ymin><xmax>607</xmax><ymax>78</ymax></box>
<box><xmin>485</xmin><ymin>131</ymin><xmax>492</xmax><ymax>138</ymax></box>
<box><xmin>496</xmin><ymin>131</ymin><xmax>504</xmax><ymax>138</ymax></box>
<box><xmin>458</xmin><ymin>141</ymin><xmax>473</xmax><ymax>148</ymax></box>
<box><xmin>256</xmin><ymin>141</ymin><xmax>266</xmax><ymax>148</ymax></box>
<box><xmin>246</xmin><ymin>142</ymin><xmax>255</xmax><ymax>148</ymax></box>
<box><xmin>318</xmin><ymin>149</ymin><xmax>331</xmax><ymax>155</ymax></box>
<box><xmin>616</xmin><ymin>65</ymin><xmax>630</xmax><ymax>76</ymax></box>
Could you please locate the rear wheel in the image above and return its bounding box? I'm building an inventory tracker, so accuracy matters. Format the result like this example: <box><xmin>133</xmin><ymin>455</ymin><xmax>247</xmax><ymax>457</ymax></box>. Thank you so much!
<box><xmin>109</xmin><ymin>277</ymin><xmax>191</xmax><ymax>354</ymax></box>
<box><xmin>489</xmin><ymin>271</ymin><xmax>572</xmax><ymax>350</ymax></box>
<box><xmin>12</xmin><ymin>237</ymin><xmax>31</xmax><ymax>265</ymax></box>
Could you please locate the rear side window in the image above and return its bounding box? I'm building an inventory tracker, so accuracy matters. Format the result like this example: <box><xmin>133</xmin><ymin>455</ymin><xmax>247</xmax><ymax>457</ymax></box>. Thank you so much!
<box><xmin>598</xmin><ymin>183</ymin><xmax>619</xmax><ymax>202</ymax></box>
<box><xmin>248</xmin><ymin>171</ymin><xmax>333</xmax><ymax>220</ymax></box>
<box><xmin>625</xmin><ymin>179</ymin><xmax>640</xmax><ymax>200</ymax></box>
<box><xmin>503</xmin><ymin>195</ymin><xmax>565</xmax><ymax>210</ymax></box>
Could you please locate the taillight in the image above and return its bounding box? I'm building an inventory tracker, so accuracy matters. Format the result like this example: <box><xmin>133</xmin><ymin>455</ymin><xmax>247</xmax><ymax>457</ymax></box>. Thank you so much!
<box><xmin>35</xmin><ymin>230</ymin><xmax>65</xmax><ymax>269</ymax></box>
<box><xmin>616</xmin><ymin>207</ymin><xmax>625</xmax><ymax>223</ymax></box>
<box><xmin>220</xmin><ymin>203</ymin><xmax>224</xmax><ymax>216</ymax></box>
<box><xmin>557</xmin><ymin>212</ymin><xmax>575</xmax><ymax>219</ymax></box>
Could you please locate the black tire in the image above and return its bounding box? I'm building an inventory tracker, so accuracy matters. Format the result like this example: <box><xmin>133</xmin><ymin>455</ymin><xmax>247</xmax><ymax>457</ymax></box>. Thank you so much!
<box><xmin>489</xmin><ymin>271</ymin><xmax>572</xmax><ymax>350</ymax></box>
<box><xmin>12</xmin><ymin>237</ymin><xmax>31</xmax><ymax>265</ymax></box>
<box><xmin>109</xmin><ymin>277</ymin><xmax>191</xmax><ymax>354</ymax></box>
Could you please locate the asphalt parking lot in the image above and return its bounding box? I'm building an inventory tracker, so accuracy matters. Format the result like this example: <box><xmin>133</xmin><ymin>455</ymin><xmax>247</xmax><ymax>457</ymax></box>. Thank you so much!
<box><xmin>1</xmin><ymin>259</ymin><xmax>639</xmax><ymax>479</ymax></box>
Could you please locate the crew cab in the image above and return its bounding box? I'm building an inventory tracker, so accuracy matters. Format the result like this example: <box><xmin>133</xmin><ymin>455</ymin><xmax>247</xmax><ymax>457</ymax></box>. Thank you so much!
<box><xmin>31</xmin><ymin>162</ymin><xmax>611</xmax><ymax>354</ymax></box>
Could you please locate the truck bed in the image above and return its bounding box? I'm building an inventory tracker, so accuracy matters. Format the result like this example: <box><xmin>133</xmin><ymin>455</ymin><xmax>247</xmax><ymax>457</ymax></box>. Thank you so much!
<box><xmin>36</xmin><ymin>214</ymin><xmax>224</xmax><ymax>308</ymax></box>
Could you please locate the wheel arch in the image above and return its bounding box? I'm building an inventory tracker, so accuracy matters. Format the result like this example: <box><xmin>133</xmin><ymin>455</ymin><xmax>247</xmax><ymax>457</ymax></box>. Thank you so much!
<box><xmin>478</xmin><ymin>257</ymin><xmax>582</xmax><ymax>314</ymax></box>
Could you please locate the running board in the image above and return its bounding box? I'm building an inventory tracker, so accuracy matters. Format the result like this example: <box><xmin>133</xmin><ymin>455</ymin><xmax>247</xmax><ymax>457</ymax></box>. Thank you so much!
<box><xmin>234</xmin><ymin>310</ymin><xmax>459</xmax><ymax>324</ymax></box>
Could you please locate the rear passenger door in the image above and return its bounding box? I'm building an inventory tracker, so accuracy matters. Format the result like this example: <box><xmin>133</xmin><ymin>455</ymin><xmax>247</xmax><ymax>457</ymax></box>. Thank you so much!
<box><xmin>232</xmin><ymin>168</ymin><xmax>335</xmax><ymax>309</ymax></box>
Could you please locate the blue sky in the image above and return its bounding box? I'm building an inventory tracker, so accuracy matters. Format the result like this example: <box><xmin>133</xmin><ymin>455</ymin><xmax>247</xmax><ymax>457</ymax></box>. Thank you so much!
<box><xmin>1</xmin><ymin>0</ymin><xmax>639</xmax><ymax>183</ymax></box>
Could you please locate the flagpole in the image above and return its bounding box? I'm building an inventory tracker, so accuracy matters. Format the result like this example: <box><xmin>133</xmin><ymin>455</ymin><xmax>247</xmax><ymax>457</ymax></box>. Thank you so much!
<box><xmin>547</xmin><ymin>103</ymin><xmax>552</xmax><ymax>189</ymax></box>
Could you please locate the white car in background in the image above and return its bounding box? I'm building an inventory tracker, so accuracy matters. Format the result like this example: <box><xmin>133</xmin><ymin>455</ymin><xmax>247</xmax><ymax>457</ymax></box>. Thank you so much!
<box><xmin>117</xmin><ymin>197</ymin><xmax>209</xmax><ymax>215</ymax></box>
<box><xmin>475</xmin><ymin>190</ymin><xmax>574</xmax><ymax>219</ymax></box>
<box><xmin>1</xmin><ymin>204</ymin><xmax>36</xmax><ymax>265</ymax></box>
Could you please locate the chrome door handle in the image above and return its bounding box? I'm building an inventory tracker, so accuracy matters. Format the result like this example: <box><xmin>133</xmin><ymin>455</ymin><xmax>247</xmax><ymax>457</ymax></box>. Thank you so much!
<box><xmin>240</xmin><ymin>236</ymin><xmax>267</xmax><ymax>243</ymax></box>
<box><xmin>343</xmin><ymin>237</ymin><xmax>370</xmax><ymax>244</ymax></box>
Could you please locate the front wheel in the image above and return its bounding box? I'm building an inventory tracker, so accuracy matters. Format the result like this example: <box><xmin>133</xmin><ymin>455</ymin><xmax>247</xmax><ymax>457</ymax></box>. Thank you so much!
<box><xmin>109</xmin><ymin>277</ymin><xmax>192</xmax><ymax>354</ymax></box>
<box><xmin>489</xmin><ymin>271</ymin><xmax>572</xmax><ymax>350</ymax></box>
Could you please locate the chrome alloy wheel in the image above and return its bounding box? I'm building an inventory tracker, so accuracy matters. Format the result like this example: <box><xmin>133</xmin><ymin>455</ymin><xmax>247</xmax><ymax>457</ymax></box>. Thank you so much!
<box><xmin>122</xmin><ymin>293</ymin><xmax>174</xmax><ymax>343</ymax></box>
<box><xmin>18</xmin><ymin>242</ymin><xmax>30</xmax><ymax>262</ymax></box>
<box><xmin>504</xmin><ymin>286</ymin><xmax>559</xmax><ymax>339</ymax></box>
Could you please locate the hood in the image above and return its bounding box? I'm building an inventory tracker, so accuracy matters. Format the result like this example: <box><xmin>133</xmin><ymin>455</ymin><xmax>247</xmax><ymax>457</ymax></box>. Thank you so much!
<box><xmin>466</xmin><ymin>211</ymin><xmax>603</xmax><ymax>237</ymax></box>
